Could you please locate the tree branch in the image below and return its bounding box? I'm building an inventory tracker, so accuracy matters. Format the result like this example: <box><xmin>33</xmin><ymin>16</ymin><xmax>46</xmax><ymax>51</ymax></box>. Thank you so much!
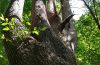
<box><xmin>58</xmin><ymin>14</ymin><xmax>74</xmax><ymax>32</ymax></box>
<box><xmin>32</xmin><ymin>0</ymin><xmax>50</xmax><ymax>28</ymax></box>
<box><xmin>82</xmin><ymin>0</ymin><xmax>100</xmax><ymax>29</ymax></box>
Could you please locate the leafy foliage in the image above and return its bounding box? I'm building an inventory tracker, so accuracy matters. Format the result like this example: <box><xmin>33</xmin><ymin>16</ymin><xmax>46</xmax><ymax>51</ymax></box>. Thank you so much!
<box><xmin>75</xmin><ymin>1</ymin><xmax>100</xmax><ymax>65</ymax></box>
<box><xmin>75</xmin><ymin>13</ymin><xmax>100</xmax><ymax>65</ymax></box>
<box><xmin>0</xmin><ymin>0</ymin><xmax>10</xmax><ymax>14</ymax></box>
<box><xmin>0</xmin><ymin>16</ymin><xmax>9</xmax><ymax>65</ymax></box>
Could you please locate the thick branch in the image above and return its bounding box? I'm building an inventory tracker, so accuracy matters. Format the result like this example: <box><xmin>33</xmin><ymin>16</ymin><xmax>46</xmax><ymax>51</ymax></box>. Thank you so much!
<box><xmin>46</xmin><ymin>0</ymin><xmax>61</xmax><ymax>34</ymax></box>
<box><xmin>5</xmin><ymin>0</ymin><xmax>25</xmax><ymax>19</ymax></box>
<box><xmin>4</xmin><ymin>0</ymin><xmax>25</xmax><ymax>39</ymax></box>
<box><xmin>46</xmin><ymin>0</ymin><xmax>57</xmax><ymax>16</ymax></box>
<box><xmin>31</xmin><ymin>0</ymin><xmax>50</xmax><ymax>29</ymax></box>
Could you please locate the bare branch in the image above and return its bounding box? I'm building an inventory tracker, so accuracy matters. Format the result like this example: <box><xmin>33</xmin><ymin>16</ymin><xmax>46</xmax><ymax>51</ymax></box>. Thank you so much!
<box><xmin>58</xmin><ymin>14</ymin><xmax>74</xmax><ymax>32</ymax></box>
<box><xmin>82</xmin><ymin>0</ymin><xmax>100</xmax><ymax>29</ymax></box>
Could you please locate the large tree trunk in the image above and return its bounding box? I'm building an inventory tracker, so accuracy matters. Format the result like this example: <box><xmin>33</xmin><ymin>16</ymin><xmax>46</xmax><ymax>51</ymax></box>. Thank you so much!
<box><xmin>4</xmin><ymin>0</ymin><xmax>25</xmax><ymax>65</ymax></box>
<box><xmin>3</xmin><ymin>0</ymin><xmax>77</xmax><ymax>65</ymax></box>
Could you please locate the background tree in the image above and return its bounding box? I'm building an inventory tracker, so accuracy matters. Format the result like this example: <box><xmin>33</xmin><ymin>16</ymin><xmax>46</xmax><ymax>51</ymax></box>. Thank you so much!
<box><xmin>75</xmin><ymin>0</ymin><xmax>100</xmax><ymax>65</ymax></box>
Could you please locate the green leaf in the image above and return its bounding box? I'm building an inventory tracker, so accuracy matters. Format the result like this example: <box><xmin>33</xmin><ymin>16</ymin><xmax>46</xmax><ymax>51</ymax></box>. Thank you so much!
<box><xmin>11</xmin><ymin>18</ymin><xmax>15</xmax><ymax>22</ymax></box>
<box><xmin>1</xmin><ymin>23</ymin><xmax>8</xmax><ymax>26</ymax></box>
<box><xmin>26</xmin><ymin>22</ymin><xmax>31</xmax><ymax>25</ymax></box>
<box><xmin>1</xmin><ymin>34</ymin><xmax>5</xmax><ymax>39</ymax></box>
<box><xmin>41</xmin><ymin>27</ymin><xmax>47</xmax><ymax>31</ymax></box>
<box><xmin>11</xmin><ymin>25</ymin><xmax>14</xmax><ymax>29</ymax></box>
<box><xmin>32</xmin><ymin>30</ymin><xmax>39</xmax><ymax>35</ymax></box>
<box><xmin>34</xmin><ymin>27</ymin><xmax>37</xmax><ymax>30</ymax></box>
<box><xmin>5</xmin><ymin>18</ymin><xmax>8</xmax><ymax>22</ymax></box>
<box><xmin>24</xmin><ymin>31</ymin><xmax>28</xmax><ymax>34</ymax></box>
<box><xmin>2</xmin><ymin>27</ymin><xmax>10</xmax><ymax>31</ymax></box>
<box><xmin>0</xmin><ymin>17</ymin><xmax>5</xmax><ymax>21</ymax></box>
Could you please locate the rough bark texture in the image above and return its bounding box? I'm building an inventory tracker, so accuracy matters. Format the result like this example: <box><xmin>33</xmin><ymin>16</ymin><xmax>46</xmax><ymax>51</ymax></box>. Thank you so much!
<box><xmin>3</xmin><ymin>0</ymin><xmax>77</xmax><ymax>65</ymax></box>
<box><xmin>46</xmin><ymin>0</ymin><xmax>61</xmax><ymax>34</ymax></box>
<box><xmin>60</xmin><ymin>0</ymin><xmax>77</xmax><ymax>52</ymax></box>
<box><xmin>4</xmin><ymin>0</ymin><xmax>25</xmax><ymax>65</ymax></box>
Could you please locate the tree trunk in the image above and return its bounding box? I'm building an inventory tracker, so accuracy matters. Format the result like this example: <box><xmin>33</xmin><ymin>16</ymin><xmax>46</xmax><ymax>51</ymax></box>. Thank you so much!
<box><xmin>3</xmin><ymin>0</ymin><xmax>77</xmax><ymax>65</ymax></box>
<box><xmin>60</xmin><ymin>0</ymin><xmax>77</xmax><ymax>52</ymax></box>
<box><xmin>4</xmin><ymin>0</ymin><xmax>25</xmax><ymax>65</ymax></box>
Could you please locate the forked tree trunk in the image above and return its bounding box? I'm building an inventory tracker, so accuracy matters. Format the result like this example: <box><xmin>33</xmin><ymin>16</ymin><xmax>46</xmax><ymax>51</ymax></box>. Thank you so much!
<box><xmin>3</xmin><ymin>0</ymin><xmax>77</xmax><ymax>65</ymax></box>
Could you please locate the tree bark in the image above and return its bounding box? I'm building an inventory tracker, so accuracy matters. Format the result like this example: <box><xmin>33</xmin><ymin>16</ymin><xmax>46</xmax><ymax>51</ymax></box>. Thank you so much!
<box><xmin>4</xmin><ymin>0</ymin><xmax>25</xmax><ymax>65</ymax></box>
<box><xmin>3</xmin><ymin>0</ymin><xmax>77</xmax><ymax>65</ymax></box>
<box><xmin>60</xmin><ymin>0</ymin><xmax>77</xmax><ymax>52</ymax></box>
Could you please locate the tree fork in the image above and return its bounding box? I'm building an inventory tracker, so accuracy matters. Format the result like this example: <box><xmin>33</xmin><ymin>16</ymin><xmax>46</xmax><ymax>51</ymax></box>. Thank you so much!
<box><xmin>2</xmin><ymin>0</ymin><xmax>77</xmax><ymax>65</ymax></box>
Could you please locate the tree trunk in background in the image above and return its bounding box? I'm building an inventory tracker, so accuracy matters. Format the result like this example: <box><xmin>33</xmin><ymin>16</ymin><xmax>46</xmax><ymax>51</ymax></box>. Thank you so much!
<box><xmin>3</xmin><ymin>0</ymin><xmax>77</xmax><ymax>65</ymax></box>
<box><xmin>60</xmin><ymin>0</ymin><xmax>77</xmax><ymax>52</ymax></box>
